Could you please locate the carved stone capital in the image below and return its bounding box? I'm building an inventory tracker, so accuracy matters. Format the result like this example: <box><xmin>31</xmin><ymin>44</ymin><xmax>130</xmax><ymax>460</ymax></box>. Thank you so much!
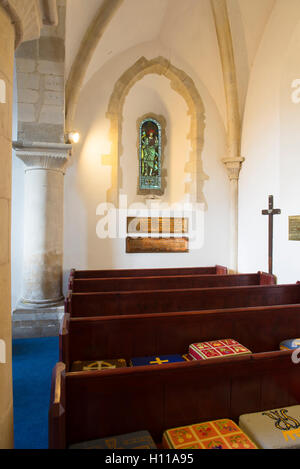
<box><xmin>222</xmin><ymin>156</ymin><xmax>245</xmax><ymax>181</ymax></box>
<box><xmin>0</xmin><ymin>0</ymin><xmax>58</xmax><ymax>47</ymax></box>
<box><xmin>13</xmin><ymin>140</ymin><xmax>72</xmax><ymax>173</ymax></box>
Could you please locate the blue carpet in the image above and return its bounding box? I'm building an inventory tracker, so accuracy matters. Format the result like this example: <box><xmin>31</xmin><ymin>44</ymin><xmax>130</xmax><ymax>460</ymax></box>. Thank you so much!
<box><xmin>12</xmin><ymin>337</ymin><xmax>59</xmax><ymax>449</ymax></box>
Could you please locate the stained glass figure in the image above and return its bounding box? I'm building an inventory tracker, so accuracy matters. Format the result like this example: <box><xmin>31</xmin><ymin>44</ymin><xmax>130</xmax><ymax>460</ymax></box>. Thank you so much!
<box><xmin>139</xmin><ymin>118</ymin><xmax>162</xmax><ymax>191</ymax></box>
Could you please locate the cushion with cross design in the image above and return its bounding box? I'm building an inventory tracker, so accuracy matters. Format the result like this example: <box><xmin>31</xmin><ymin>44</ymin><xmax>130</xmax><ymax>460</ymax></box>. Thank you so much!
<box><xmin>130</xmin><ymin>354</ymin><xmax>187</xmax><ymax>367</ymax></box>
<box><xmin>163</xmin><ymin>419</ymin><xmax>257</xmax><ymax>449</ymax></box>
<box><xmin>189</xmin><ymin>339</ymin><xmax>251</xmax><ymax>361</ymax></box>
<box><xmin>239</xmin><ymin>406</ymin><xmax>300</xmax><ymax>449</ymax></box>
<box><xmin>71</xmin><ymin>359</ymin><xmax>127</xmax><ymax>372</ymax></box>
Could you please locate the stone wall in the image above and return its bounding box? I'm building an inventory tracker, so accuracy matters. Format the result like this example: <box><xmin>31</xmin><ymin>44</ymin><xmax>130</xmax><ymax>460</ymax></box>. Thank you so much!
<box><xmin>12</xmin><ymin>0</ymin><xmax>70</xmax><ymax>339</ymax></box>
<box><xmin>15</xmin><ymin>0</ymin><xmax>66</xmax><ymax>144</ymax></box>
<box><xmin>0</xmin><ymin>4</ymin><xmax>15</xmax><ymax>449</ymax></box>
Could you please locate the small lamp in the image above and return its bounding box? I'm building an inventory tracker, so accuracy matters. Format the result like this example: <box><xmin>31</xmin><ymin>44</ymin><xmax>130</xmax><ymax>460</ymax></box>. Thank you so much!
<box><xmin>67</xmin><ymin>131</ymin><xmax>80</xmax><ymax>144</ymax></box>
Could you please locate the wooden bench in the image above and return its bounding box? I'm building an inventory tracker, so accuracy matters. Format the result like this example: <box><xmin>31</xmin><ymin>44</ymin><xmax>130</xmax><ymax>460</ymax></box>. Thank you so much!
<box><xmin>68</xmin><ymin>265</ymin><xmax>228</xmax><ymax>284</ymax></box>
<box><xmin>49</xmin><ymin>351</ymin><xmax>300</xmax><ymax>448</ymax></box>
<box><xmin>60</xmin><ymin>304</ymin><xmax>300</xmax><ymax>371</ymax></box>
<box><xmin>65</xmin><ymin>283</ymin><xmax>300</xmax><ymax>318</ymax></box>
<box><xmin>69</xmin><ymin>271</ymin><xmax>274</xmax><ymax>293</ymax></box>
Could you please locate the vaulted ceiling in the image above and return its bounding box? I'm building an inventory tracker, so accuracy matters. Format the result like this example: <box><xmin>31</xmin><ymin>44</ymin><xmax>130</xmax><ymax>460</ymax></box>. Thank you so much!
<box><xmin>65</xmin><ymin>0</ymin><xmax>276</xmax><ymax>123</ymax></box>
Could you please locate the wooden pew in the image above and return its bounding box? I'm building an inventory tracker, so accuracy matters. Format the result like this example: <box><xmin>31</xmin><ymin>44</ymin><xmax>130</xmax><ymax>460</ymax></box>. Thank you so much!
<box><xmin>60</xmin><ymin>304</ymin><xmax>300</xmax><ymax>371</ymax></box>
<box><xmin>68</xmin><ymin>265</ymin><xmax>228</xmax><ymax>283</ymax></box>
<box><xmin>66</xmin><ymin>283</ymin><xmax>300</xmax><ymax>318</ymax></box>
<box><xmin>69</xmin><ymin>271</ymin><xmax>274</xmax><ymax>293</ymax></box>
<box><xmin>49</xmin><ymin>362</ymin><xmax>66</xmax><ymax>449</ymax></box>
<box><xmin>49</xmin><ymin>351</ymin><xmax>300</xmax><ymax>448</ymax></box>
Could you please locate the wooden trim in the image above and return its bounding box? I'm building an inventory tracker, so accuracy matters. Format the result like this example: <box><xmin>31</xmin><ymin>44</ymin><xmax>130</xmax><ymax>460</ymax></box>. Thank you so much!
<box><xmin>216</xmin><ymin>265</ymin><xmax>228</xmax><ymax>275</ymax></box>
<box><xmin>126</xmin><ymin>237</ymin><xmax>189</xmax><ymax>253</ymax></box>
<box><xmin>69</xmin><ymin>273</ymin><xmax>275</xmax><ymax>293</ymax></box>
<box><xmin>59</xmin><ymin>314</ymin><xmax>69</xmax><ymax>367</ymax></box>
<box><xmin>68</xmin><ymin>283</ymin><xmax>300</xmax><ymax>318</ymax></box>
<box><xmin>70</xmin><ymin>266</ymin><xmax>227</xmax><ymax>279</ymax></box>
<box><xmin>48</xmin><ymin>363</ymin><xmax>66</xmax><ymax>449</ymax></box>
<box><xmin>65</xmin><ymin>303</ymin><xmax>300</xmax><ymax>366</ymax></box>
<box><xmin>56</xmin><ymin>351</ymin><xmax>300</xmax><ymax>447</ymax></box>
<box><xmin>259</xmin><ymin>271</ymin><xmax>276</xmax><ymax>285</ymax></box>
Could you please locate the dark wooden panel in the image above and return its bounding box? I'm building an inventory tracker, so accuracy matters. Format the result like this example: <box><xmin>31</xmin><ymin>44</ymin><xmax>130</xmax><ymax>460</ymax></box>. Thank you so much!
<box><xmin>232</xmin><ymin>307</ymin><xmax>300</xmax><ymax>353</ymax></box>
<box><xmin>68</xmin><ymin>284</ymin><xmax>300</xmax><ymax>317</ymax></box>
<box><xmin>231</xmin><ymin>374</ymin><xmax>262</xmax><ymax>422</ymax></box>
<box><xmin>65</xmin><ymin>305</ymin><xmax>300</xmax><ymax>365</ymax></box>
<box><xmin>70</xmin><ymin>272</ymin><xmax>275</xmax><ymax>293</ymax></box>
<box><xmin>65</xmin><ymin>367</ymin><xmax>165</xmax><ymax>445</ymax></box>
<box><xmin>72</xmin><ymin>265</ymin><xmax>227</xmax><ymax>279</ymax></box>
<box><xmin>48</xmin><ymin>363</ymin><xmax>66</xmax><ymax>450</ymax></box>
<box><xmin>126</xmin><ymin>237</ymin><xmax>189</xmax><ymax>253</ymax></box>
<box><xmin>49</xmin><ymin>352</ymin><xmax>300</xmax><ymax>448</ymax></box>
<box><xmin>163</xmin><ymin>369</ymin><xmax>232</xmax><ymax>430</ymax></box>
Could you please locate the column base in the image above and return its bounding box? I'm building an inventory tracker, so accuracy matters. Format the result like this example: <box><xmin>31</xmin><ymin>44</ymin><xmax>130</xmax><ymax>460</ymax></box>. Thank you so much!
<box><xmin>18</xmin><ymin>296</ymin><xmax>65</xmax><ymax>309</ymax></box>
<box><xmin>12</xmin><ymin>304</ymin><xmax>64</xmax><ymax>339</ymax></box>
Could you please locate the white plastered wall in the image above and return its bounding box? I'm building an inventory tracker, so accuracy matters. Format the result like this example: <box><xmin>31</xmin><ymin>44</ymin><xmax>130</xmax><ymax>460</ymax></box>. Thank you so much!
<box><xmin>63</xmin><ymin>41</ymin><xmax>230</xmax><ymax>293</ymax></box>
<box><xmin>11</xmin><ymin>61</ymin><xmax>25</xmax><ymax>311</ymax></box>
<box><xmin>11</xmin><ymin>0</ymin><xmax>282</xmax><ymax>306</ymax></box>
<box><xmin>238</xmin><ymin>0</ymin><xmax>300</xmax><ymax>282</ymax></box>
<box><xmin>120</xmin><ymin>74</ymin><xmax>189</xmax><ymax>206</ymax></box>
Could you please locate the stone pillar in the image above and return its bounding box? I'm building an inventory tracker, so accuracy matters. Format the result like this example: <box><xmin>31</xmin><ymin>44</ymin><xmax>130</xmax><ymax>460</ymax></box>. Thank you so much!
<box><xmin>0</xmin><ymin>0</ymin><xmax>60</xmax><ymax>449</ymax></box>
<box><xmin>211</xmin><ymin>0</ymin><xmax>243</xmax><ymax>272</ymax></box>
<box><xmin>222</xmin><ymin>157</ymin><xmax>244</xmax><ymax>272</ymax></box>
<box><xmin>12</xmin><ymin>141</ymin><xmax>71</xmax><ymax>336</ymax></box>
<box><xmin>0</xmin><ymin>2</ymin><xmax>14</xmax><ymax>451</ymax></box>
<box><xmin>12</xmin><ymin>1</ymin><xmax>68</xmax><ymax>337</ymax></box>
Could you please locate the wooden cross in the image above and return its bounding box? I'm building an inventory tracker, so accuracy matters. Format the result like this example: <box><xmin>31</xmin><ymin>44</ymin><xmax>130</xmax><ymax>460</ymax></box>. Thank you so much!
<box><xmin>262</xmin><ymin>195</ymin><xmax>281</xmax><ymax>275</ymax></box>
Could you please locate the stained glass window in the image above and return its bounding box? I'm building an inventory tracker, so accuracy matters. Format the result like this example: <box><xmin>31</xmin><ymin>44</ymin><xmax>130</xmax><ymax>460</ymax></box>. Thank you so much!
<box><xmin>139</xmin><ymin>118</ymin><xmax>162</xmax><ymax>192</ymax></box>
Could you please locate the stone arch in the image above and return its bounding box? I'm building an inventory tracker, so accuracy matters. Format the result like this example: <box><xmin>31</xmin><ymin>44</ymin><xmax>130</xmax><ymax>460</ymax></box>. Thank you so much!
<box><xmin>65</xmin><ymin>0</ymin><xmax>124</xmax><ymax>131</ymax></box>
<box><xmin>103</xmin><ymin>56</ymin><xmax>208</xmax><ymax>206</ymax></box>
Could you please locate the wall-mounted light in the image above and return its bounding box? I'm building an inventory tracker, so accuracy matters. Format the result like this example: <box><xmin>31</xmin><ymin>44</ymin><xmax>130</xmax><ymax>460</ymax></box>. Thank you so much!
<box><xmin>66</xmin><ymin>131</ymin><xmax>80</xmax><ymax>144</ymax></box>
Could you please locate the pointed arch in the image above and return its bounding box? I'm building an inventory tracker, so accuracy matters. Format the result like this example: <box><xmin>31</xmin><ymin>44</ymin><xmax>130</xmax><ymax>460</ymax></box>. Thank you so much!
<box><xmin>103</xmin><ymin>56</ymin><xmax>208</xmax><ymax>206</ymax></box>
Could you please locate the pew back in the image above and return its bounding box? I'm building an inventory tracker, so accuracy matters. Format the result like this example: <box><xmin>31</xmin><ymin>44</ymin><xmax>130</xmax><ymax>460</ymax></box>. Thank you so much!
<box><xmin>60</xmin><ymin>305</ymin><xmax>300</xmax><ymax>370</ymax></box>
<box><xmin>49</xmin><ymin>351</ymin><xmax>300</xmax><ymax>448</ymax></box>
<box><xmin>69</xmin><ymin>265</ymin><xmax>228</xmax><ymax>281</ymax></box>
<box><xmin>69</xmin><ymin>272</ymin><xmax>274</xmax><ymax>293</ymax></box>
<box><xmin>67</xmin><ymin>284</ymin><xmax>300</xmax><ymax>317</ymax></box>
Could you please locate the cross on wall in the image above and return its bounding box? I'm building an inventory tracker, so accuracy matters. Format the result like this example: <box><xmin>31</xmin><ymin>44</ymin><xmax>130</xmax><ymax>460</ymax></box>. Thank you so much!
<box><xmin>262</xmin><ymin>195</ymin><xmax>281</xmax><ymax>275</ymax></box>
